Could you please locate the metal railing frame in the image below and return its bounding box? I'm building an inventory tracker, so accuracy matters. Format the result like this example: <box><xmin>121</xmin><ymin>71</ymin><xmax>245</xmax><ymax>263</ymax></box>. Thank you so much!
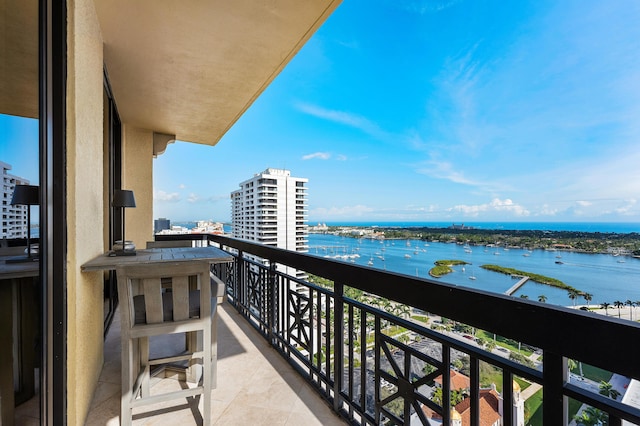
<box><xmin>157</xmin><ymin>233</ymin><xmax>640</xmax><ymax>425</ymax></box>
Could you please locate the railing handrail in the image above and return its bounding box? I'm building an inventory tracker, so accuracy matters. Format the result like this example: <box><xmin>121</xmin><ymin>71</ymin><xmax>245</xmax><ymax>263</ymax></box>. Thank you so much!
<box><xmin>157</xmin><ymin>233</ymin><xmax>640</xmax><ymax>381</ymax></box>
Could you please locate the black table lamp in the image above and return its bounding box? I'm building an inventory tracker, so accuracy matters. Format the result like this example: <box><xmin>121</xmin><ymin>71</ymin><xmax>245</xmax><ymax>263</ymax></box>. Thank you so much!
<box><xmin>9</xmin><ymin>185</ymin><xmax>39</xmax><ymax>263</ymax></box>
<box><xmin>112</xmin><ymin>189</ymin><xmax>136</xmax><ymax>256</ymax></box>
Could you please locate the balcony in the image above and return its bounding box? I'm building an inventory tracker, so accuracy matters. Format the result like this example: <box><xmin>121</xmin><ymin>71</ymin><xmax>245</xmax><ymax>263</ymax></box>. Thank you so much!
<box><xmin>112</xmin><ymin>234</ymin><xmax>640</xmax><ymax>425</ymax></box>
<box><xmin>85</xmin><ymin>302</ymin><xmax>344</xmax><ymax>425</ymax></box>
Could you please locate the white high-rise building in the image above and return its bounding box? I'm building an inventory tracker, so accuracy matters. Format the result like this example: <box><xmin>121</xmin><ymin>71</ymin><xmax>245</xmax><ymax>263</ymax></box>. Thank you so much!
<box><xmin>231</xmin><ymin>168</ymin><xmax>308</xmax><ymax>278</ymax></box>
<box><xmin>1</xmin><ymin>161</ymin><xmax>31</xmax><ymax>240</ymax></box>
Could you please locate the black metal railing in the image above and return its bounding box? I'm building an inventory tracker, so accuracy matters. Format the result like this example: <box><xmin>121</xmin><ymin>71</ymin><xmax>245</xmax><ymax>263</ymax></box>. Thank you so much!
<box><xmin>157</xmin><ymin>233</ymin><xmax>640</xmax><ymax>425</ymax></box>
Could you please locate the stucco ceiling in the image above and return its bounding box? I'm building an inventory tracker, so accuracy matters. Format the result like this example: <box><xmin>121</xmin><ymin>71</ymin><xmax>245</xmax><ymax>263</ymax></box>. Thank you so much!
<box><xmin>95</xmin><ymin>0</ymin><xmax>341</xmax><ymax>146</ymax></box>
<box><xmin>0</xmin><ymin>0</ymin><xmax>39</xmax><ymax>119</ymax></box>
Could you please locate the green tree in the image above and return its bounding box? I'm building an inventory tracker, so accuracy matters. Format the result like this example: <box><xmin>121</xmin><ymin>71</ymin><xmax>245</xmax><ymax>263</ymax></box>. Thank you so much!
<box><xmin>601</xmin><ymin>302</ymin><xmax>610</xmax><ymax>316</ymax></box>
<box><xmin>625</xmin><ymin>300</ymin><xmax>635</xmax><ymax>321</ymax></box>
<box><xmin>568</xmin><ymin>289</ymin><xmax>580</xmax><ymax>307</ymax></box>
<box><xmin>485</xmin><ymin>340</ymin><xmax>497</xmax><ymax>353</ymax></box>
<box><xmin>573</xmin><ymin>406</ymin><xmax>607</xmax><ymax>426</ymax></box>
<box><xmin>583</xmin><ymin>292</ymin><xmax>593</xmax><ymax>307</ymax></box>
<box><xmin>519</xmin><ymin>294</ymin><xmax>529</xmax><ymax>299</ymax></box>
<box><xmin>432</xmin><ymin>387</ymin><xmax>465</xmax><ymax>407</ymax></box>
<box><xmin>614</xmin><ymin>300</ymin><xmax>624</xmax><ymax>318</ymax></box>
<box><xmin>538</xmin><ymin>295</ymin><xmax>547</xmax><ymax>303</ymax></box>
<box><xmin>599</xmin><ymin>381</ymin><xmax>621</xmax><ymax>400</ymax></box>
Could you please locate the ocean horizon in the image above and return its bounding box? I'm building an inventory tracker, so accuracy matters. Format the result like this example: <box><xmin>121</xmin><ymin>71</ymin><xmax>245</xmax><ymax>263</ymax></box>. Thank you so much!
<box><xmin>320</xmin><ymin>221</ymin><xmax>640</xmax><ymax>234</ymax></box>
<box><xmin>167</xmin><ymin>220</ymin><xmax>640</xmax><ymax>235</ymax></box>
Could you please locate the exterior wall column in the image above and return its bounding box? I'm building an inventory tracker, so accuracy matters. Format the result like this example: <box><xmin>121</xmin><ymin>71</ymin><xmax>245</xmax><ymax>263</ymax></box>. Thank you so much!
<box><xmin>122</xmin><ymin>125</ymin><xmax>154</xmax><ymax>249</ymax></box>
<box><xmin>66</xmin><ymin>0</ymin><xmax>106</xmax><ymax>423</ymax></box>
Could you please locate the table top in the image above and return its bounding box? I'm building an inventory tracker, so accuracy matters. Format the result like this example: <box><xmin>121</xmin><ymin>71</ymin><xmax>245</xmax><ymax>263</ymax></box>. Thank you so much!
<box><xmin>81</xmin><ymin>246</ymin><xmax>234</xmax><ymax>272</ymax></box>
<box><xmin>0</xmin><ymin>248</ymin><xmax>39</xmax><ymax>280</ymax></box>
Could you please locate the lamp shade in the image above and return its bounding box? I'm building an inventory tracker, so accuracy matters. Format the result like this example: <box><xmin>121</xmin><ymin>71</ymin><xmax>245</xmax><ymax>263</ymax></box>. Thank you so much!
<box><xmin>112</xmin><ymin>189</ymin><xmax>136</xmax><ymax>208</ymax></box>
<box><xmin>11</xmin><ymin>185</ymin><xmax>39</xmax><ymax>206</ymax></box>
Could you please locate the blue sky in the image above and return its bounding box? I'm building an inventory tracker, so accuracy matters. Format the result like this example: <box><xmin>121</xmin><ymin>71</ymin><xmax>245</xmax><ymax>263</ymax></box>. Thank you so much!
<box><xmin>4</xmin><ymin>1</ymin><xmax>640</xmax><ymax>224</ymax></box>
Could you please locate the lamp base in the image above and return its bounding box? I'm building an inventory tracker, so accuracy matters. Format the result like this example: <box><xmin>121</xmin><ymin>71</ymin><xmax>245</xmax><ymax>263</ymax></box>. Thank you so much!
<box><xmin>110</xmin><ymin>249</ymin><xmax>137</xmax><ymax>257</ymax></box>
<box><xmin>6</xmin><ymin>255</ymin><xmax>39</xmax><ymax>263</ymax></box>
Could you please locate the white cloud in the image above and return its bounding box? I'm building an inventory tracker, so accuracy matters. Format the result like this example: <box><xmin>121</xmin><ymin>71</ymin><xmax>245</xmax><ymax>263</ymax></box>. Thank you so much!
<box><xmin>394</xmin><ymin>0</ymin><xmax>461</xmax><ymax>15</ymax></box>
<box><xmin>311</xmin><ymin>205</ymin><xmax>374</xmax><ymax>218</ymax></box>
<box><xmin>154</xmin><ymin>190</ymin><xmax>180</xmax><ymax>202</ymax></box>
<box><xmin>537</xmin><ymin>204</ymin><xmax>559</xmax><ymax>216</ymax></box>
<box><xmin>178</xmin><ymin>184</ymin><xmax>186</xmax><ymax>189</ymax></box>
<box><xmin>415</xmin><ymin>160</ymin><xmax>511</xmax><ymax>193</ymax></box>
<box><xmin>302</xmin><ymin>152</ymin><xmax>331</xmax><ymax>160</ymax></box>
<box><xmin>614</xmin><ymin>199</ymin><xmax>637</xmax><ymax>215</ymax></box>
<box><xmin>576</xmin><ymin>200</ymin><xmax>592</xmax><ymax>207</ymax></box>
<box><xmin>448</xmin><ymin>198</ymin><xmax>530</xmax><ymax>217</ymax></box>
<box><xmin>336</xmin><ymin>154</ymin><xmax>348</xmax><ymax>161</ymax></box>
<box><xmin>187</xmin><ymin>193</ymin><xmax>200</xmax><ymax>203</ymax></box>
<box><xmin>295</xmin><ymin>102</ymin><xmax>387</xmax><ymax>140</ymax></box>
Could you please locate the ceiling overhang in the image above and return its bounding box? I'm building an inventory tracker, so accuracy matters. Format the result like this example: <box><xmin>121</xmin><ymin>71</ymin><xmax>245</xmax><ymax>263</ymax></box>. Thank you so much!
<box><xmin>95</xmin><ymin>0</ymin><xmax>341</xmax><ymax>146</ymax></box>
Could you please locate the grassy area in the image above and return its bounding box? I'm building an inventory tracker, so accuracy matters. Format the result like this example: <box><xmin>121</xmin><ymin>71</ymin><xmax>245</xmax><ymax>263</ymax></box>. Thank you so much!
<box><xmin>429</xmin><ymin>259</ymin><xmax>468</xmax><ymax>277</ymax></box>
<box><xmin>514</xmin><ymin>376</ymin><xmax>531</xmax><ymax>391</ymax></box>
<box><xmin>568</xmin><ymin>398</ymin><xmax>583</xmax><ymax>421</ymax></box>
<box><xmin>475</xmin><ymin>330</ymin><xmax>534</xmax><ymax>356</ymax></box>
<box><xmin>411</xmin><ymin>314</ymin><xmax>429</xmax><ymax>323</ymax></box>
<box><xmin>571</xmin><ymin>363</ymin><xmax>612</xmax><ymax>383</ymax></box>
<box><xmin>480</xmin><ymin>264</ymin><xmax>580</xmax><ymax>293</ymax></box>
<box><xmin>525</xmin><ymin>388</ymin><xmax>544</xmax><ymax>425</ymax></box>
<box><xmin>525</xmin><ymin>391</ymin><xmax>585</xmax><ymax>425</ymax></box>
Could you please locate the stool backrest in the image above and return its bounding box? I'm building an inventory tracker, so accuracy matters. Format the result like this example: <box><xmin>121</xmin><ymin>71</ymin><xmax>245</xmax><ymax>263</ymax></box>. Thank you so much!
<box><xmin>116</xmin><ymin>261</ymin><xmax>212</xmax><ymax>330</ymax></box>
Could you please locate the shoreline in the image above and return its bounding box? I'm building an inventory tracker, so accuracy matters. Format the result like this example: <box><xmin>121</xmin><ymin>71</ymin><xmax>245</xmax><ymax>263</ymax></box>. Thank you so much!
<box><xmin>315</xmin><ymin>225</ymin><xmax>640</xmax><ymax>257</ymax></box>
<box><xmin>568</xmin><ymin>305</ymin><xmax>638</xmax><ymax>322</ymax></box>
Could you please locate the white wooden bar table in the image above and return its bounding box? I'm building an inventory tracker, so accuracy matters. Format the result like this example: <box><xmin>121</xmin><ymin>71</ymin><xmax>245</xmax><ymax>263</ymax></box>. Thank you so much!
<box><xmin>81</xmin><ymin>246</ymin><xmax>233</xmax><ymax>272</ymax></box>
<box><xmin>81</xmin><ymin>246</ymin><xmax>234</xmax><ymax>395</ymax></box>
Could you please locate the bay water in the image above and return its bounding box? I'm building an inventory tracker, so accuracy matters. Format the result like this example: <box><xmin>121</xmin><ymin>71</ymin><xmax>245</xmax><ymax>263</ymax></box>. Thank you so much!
<box><xmin>309</xmin><ymin>233</ymin><xmax>640</xmax><ymax>307</ymax></box>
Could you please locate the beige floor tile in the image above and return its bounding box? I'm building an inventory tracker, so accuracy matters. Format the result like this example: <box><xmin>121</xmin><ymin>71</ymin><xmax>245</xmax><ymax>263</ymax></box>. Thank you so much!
<box><xmin>86</xmin><ymin>303</ymin><xmax>346</xmax><ymax>425</ymax></box>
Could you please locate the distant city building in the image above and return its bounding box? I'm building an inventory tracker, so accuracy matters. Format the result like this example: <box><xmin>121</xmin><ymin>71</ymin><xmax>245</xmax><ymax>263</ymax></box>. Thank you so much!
<box><xmin>308</xmin><ymin>222</ymin><xmax>329</xmax><ymax>233</ymax></box>
<box><xmin>418</xmin><ymin>371</ymin><xmax>525</xmax><ymax>426</ymax></box>
<box><xmin>231</xmin><ymin>168</ymin><xmax>308</xmax><ymax>278</ymax></box>
<box><xmin>154</xmin><ymin>217</ymin><xmax>171</xmax><ymax>234</ymax></box>
<box><xmin>1</xmin><ymin>161</ymin><xmax>30</xmax><ymax>240</ymax></box>
<box><xmin>155</xmin><ymin>221</ymin><xmax>224</xmax><ymax>235</ymax></box>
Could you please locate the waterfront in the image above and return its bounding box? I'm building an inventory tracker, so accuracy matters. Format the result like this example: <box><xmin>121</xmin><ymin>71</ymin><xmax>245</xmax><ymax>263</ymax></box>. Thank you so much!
<box><xmin>309</xmin><ymin>233</ymin><xmax>640</xmax><ymax>308</ymax></box>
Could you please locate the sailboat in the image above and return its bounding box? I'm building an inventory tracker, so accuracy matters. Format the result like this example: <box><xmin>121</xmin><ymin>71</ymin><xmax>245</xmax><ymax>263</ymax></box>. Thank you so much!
<box><xmin>468</xmin><ymin>268</ymin><xmax>477</xmax><ymax>280</ymax></box>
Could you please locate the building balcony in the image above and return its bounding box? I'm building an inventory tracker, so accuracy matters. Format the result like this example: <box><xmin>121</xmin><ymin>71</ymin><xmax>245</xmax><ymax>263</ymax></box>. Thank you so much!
<box><xmin>136</xmin><ymin>234</ymin><xmax>640</xmax><ymax>425</ymax></box>
<box><xmin>84</xmin><ymin>302</ymin><xmax>345</xmax><ymax>425</ymax></box>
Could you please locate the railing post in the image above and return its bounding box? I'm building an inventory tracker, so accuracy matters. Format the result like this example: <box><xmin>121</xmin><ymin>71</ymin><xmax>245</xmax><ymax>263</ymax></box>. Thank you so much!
<box><xmin>267</xmin><ymin>262</ymin><xmax>277</xmax><ymax>345</ymax></box>
<box><xmin>236</xmin><ymin>250</ymin><xmax>244</xmax><ymax>315</ymax></box>
<box><xmin>333</xmin><ymin>281</ymin><xmax>344</xmax><ymax>414</ymax></box>
<box><xmin>543</xmin><ymin>351</ymin><xmax>567</xmax><ymax>425</ymax></box>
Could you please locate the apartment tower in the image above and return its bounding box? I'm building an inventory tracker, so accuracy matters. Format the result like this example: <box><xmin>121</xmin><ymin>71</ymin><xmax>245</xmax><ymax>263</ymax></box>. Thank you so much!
<box><xmin>1</xmin><ymin>161</ymin><xmax>30</xmax><ymax>240</ymax></box>
<box><xmin>231</xmin><ymin>168</ymin><xmax>308</xmax><ymax>278</ymax></box>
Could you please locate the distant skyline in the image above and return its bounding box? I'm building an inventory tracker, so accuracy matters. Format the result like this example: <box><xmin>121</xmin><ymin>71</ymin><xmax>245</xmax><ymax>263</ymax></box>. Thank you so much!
<box><xmin>3</xmin><ymin>1</ymin><xmax>640</xmax><ymax>224</ymax></box>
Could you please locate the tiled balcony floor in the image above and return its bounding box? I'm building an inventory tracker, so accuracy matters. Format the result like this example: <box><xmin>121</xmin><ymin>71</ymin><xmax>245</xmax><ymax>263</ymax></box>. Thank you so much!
<box><xmin>85</xmin><ymin>303</ymin><xmax>346</xmax><ymax>425</ymax></box>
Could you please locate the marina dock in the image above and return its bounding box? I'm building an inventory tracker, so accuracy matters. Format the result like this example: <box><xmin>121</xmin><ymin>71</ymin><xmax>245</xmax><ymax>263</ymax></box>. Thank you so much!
<box><xmin>505</xmin><ymin>276</ymin><xmax>530</xmax><ymax>296</ymax></box>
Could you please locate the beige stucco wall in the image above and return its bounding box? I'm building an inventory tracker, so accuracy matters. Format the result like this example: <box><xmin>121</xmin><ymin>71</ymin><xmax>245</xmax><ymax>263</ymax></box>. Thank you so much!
<box><xmin>67</xmin><ymin>0</ymin><xmax>106</xmax><ymax>423</ymax></box>
<box><xmin>122</xmin><ymin>125</ymin><xmax>154</xmax><ymax>249</ymax></box>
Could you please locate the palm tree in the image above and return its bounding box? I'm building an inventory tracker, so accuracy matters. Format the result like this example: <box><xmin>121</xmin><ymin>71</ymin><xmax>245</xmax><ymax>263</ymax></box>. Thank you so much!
<box><xmin>519</xmin><ymin>294</ymin><xmax>529</xmax><ymax>299</ymax></box>
<box><xmin>583</xmin><ymin>293</ymin><xmax>593</xmax><ymax>307</ymax></box>
<box><xmin>614</xmin><ymin>300</ymin><xmax>624</xmax><ymax>318</ymax></box>
<box><xmin>538</xmin><ymin>295</ymin><xmax>547</xmax><ymax>303</ymax></box>
<box><xmin>626</xmin><ymin>299</ymin><xmax>635</xmax><ymax>321</ymax></box>
<box><xmin>599</xmin><ymin>380</ymin><xmax>621</xmax><ymax>400</ymax></box>
<box><xmin>568</xmin><ymin>289</ymin><xmax>580</xmax><ymax>307</ymax></box>
<box><xmin>601</xmin><ymin>302</ymin><xmax>610</xmax><ymax>316</ymax></box>
<box><xmin>486</xmin><ymin>340</ymin><xmax>497</xmax><ymax>353</ymax></box>
<box><xmin>567</xmin><ymin>358</ymin><xmax>577</xmax><ymax>382</ymax></box>
<box><xmin>573</xmin><ymin>406</ymin><xmax>606</xmax><ymax>426</ymax></box>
